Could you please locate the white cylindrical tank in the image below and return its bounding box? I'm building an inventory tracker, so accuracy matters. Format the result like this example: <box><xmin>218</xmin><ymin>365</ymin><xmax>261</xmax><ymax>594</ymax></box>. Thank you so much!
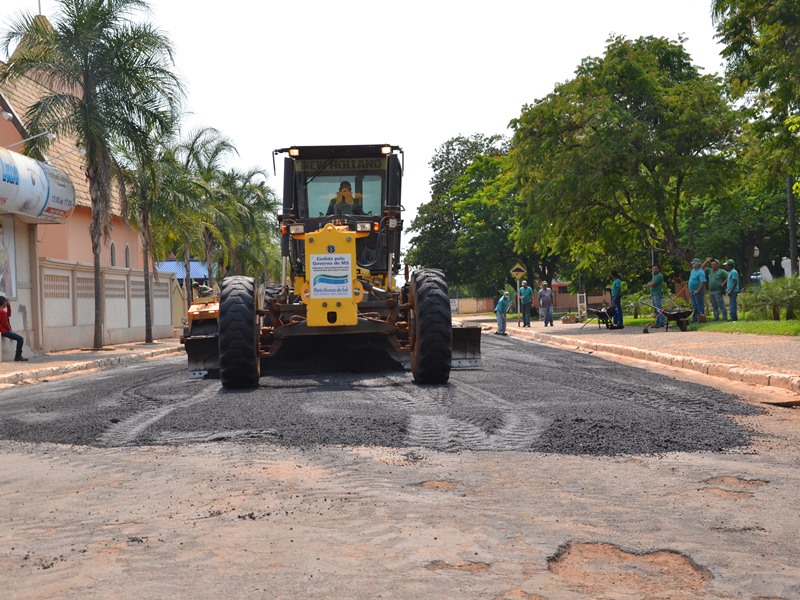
<box><xmin>0</xmin><ymin>147</ymin><xmax>76</xmax><ymax>223</ymax></box>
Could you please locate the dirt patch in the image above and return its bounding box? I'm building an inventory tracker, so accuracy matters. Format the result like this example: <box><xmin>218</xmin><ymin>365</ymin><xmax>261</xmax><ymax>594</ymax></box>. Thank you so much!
<box><xmin>548</xmin><ymin>541</ymin><xmax>713</xmax><ymax>598</ymax></box>
<box><xmin>425</xmin><ymin>560</ymin><xmax>491</xmax><ymax>572</ymax></box>
<box><xmin>413</xmin><ymin>480</ymin><xmax>460</xmax><ymax>490</ymax></box>
<box><xmin>705</xmin><ymin>475</ymin><xmax>768</xmax><ymax>488</ymax></box>
<box><xmin>702</xmin><ymin>475</ymin><xmax>769</xmax><ymax>499</ymax></box>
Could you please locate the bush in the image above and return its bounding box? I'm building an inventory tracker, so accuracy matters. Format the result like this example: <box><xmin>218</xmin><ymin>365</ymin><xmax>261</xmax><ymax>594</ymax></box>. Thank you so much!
<box><xmin>742</xmin><ymin>275</ymin><xmax>800</xmax><ymax>321</ymax></box>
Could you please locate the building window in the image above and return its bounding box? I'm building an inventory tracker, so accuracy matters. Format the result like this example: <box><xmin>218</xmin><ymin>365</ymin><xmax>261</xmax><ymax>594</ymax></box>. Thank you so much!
<box><xmin>110</xmin><ymin>242</ymin><xmax>116</xmax><ymax>266</ymax></box>
<box><xmin>125</xmin><ymin>244</ymin><xmax>131</xmax><ymax>268</ymax></box>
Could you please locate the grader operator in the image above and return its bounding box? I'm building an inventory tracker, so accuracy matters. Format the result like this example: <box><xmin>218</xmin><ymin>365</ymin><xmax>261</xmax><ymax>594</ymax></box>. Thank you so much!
<box><xmin>182</xmin><ymin>144</ymin><xmax>481</xmax><ymax>388</ymax></box>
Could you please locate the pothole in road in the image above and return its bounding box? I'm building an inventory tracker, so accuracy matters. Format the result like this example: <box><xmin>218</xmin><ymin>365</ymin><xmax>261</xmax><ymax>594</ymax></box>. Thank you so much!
<box><xmin>702</xmin><ymin>475</ymin><xmax>768</xmax><ymax>499</ymax></box>
<box><xmin>547</xmin><ymin>541</ymin><xmax>712</xmax><ymax>597</ymax></box>
<box><xmin>704</xmin><ymin>475</ymin><xmax>768</xmax><ymax>488</ymax></box>
<box><xmin>425</xmin><ymin>560</ymin><xmax>491</xmax><ymax>573</ymax></box>
<box><xmin>412</xmin><ymin>480</ymin><xmax>460</xmax><ymax>490</ymax></box>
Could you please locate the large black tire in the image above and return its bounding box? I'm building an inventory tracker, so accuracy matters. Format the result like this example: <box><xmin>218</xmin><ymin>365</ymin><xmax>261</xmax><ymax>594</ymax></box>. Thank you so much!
<box><xmin>219</xmin><ymin>276</ymin><xmax>260</xmax><ymax>388</ymax></box>
<box><xmin>410</xmin><ymin>269</ymin><xmax>452</xmax><ymax>384</ymax></box>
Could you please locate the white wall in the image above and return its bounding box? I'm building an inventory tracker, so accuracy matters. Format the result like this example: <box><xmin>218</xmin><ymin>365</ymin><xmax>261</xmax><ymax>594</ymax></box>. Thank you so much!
<box><xmin>39</xmin><ymin>258</ymin><xmax>177</xmax><ymax>351</ymax></box>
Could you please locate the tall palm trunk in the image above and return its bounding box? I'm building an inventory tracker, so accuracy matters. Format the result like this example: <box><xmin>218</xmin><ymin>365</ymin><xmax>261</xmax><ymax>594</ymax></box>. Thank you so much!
<box><xmin>204</xmin><ymin>227</ymin><xmax>214</xmax><ymax>287</ymax></box>
<box><xmin>88</xmin><ymin>165</ymin><xmax>105</xmax><ymax>350</ymax></box>
<box><xmin>140</xmin><ymin>210</ymin><xmax>153</xmax><ymax>343</ymax></box>
<box><xmin>183</xmin><ymin>244</ymin><xmax>192</xmax><ymax>308</ymax></box>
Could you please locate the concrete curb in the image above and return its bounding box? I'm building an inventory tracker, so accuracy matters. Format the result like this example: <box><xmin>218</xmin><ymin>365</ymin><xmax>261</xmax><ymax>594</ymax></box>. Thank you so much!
<box><xmin>0</xmin><ymin>346</ymin><xmax>184</xmax><ymax>385</ymax></box>
<box><xmin>518</xmin><ymin>330</ymin><xmax>800</xmax><ymax>395</ymax></box>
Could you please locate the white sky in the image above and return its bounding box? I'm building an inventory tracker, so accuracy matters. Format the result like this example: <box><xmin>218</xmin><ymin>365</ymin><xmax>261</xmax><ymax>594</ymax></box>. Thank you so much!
<box><xmin>2</xmin><ymin>1</ymin><xmax>725</xmax><ymax>229</ymax></box>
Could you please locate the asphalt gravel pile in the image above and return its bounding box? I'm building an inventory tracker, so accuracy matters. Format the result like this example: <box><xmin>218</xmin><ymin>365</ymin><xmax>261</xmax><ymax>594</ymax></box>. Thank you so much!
<box><xmin>0</xmin><ymin>335</ymin><xmax>765</xmax><ymax>457</ymax></box>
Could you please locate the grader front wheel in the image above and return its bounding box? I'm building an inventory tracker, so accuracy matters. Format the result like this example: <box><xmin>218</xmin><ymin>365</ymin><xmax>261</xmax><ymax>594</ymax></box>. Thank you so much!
<box><xmin>219</xmin><ymin>276</ymin><xmax>260</xmax><ymax>389</ymax></box>
<box><xmin>410</xmin><ymin>268</ymin><xmax>452</xmax><ymax>384</ymax></box>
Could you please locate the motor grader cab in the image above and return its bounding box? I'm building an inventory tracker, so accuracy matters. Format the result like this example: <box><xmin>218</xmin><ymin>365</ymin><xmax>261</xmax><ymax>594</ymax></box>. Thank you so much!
<box><xmin>185</xmin><ymin>144</ymin><xmax>481</xmax><ymax>388</ymax></box>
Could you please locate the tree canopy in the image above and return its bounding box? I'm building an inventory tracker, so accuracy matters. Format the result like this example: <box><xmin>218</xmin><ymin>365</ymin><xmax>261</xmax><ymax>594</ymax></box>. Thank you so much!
<box><xmin>510</xmin><ymin>35</ymin><xmax>739</xmax><ymax>273</ymax></box>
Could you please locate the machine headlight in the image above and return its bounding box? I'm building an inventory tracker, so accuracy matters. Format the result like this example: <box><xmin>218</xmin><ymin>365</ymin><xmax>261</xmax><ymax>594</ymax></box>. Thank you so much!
<box><xmin>355</xmin><ymin>222</ymin><xmax>371</xmax><ymax>232</ymax></box>
<box><xmin>289</xmin><ymin>224</ymin><xmax>305</xmax><ymax>234</ymax></box>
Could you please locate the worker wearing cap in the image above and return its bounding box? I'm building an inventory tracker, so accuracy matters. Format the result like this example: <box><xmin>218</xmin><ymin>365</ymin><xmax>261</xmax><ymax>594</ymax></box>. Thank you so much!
<box><xmin>688</xmin><ymin>258</ymin><xmax>707</xmax><ymax>322</ymax></box>
<box><xmin>537</xmin><ymin>281</ymin><xmax>554</xmax><ymax>327</ymax></box>
<box><xmin>326</xmin><ymin>181</ymin><xmax>363</xmax><ymax>216</ymax></box>
<box><xmin>647</xmin><ymin>264</ymin><xmax>665</xmax><ymax>328</ymax></box>
<box><xmin>518</xmin><ymin>280</ymin><xmax>533</xmax><ymax>327</ymax></box>
<box><xmin>494</xmin><ymin>291</ymin><xmax>511</xmax><ymax>335</ymax></box>
<box><xmin>192</xmin><ymin>281</ymin><xmax>214</xmax><ymax>297</ymax></box>
<box><xmin>723</xmin><ymin>259</ymin><xmax>740</xmax><ymax>321</ymax></box>
<box><xmin>706</xmin><ymin>258</ymin><xmax>728</xmax><ymax>321</ymax></box>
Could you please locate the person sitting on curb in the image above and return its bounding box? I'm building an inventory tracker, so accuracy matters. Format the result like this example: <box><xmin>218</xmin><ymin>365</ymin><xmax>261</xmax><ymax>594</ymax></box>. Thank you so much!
<box><xmin>494</xmin><ymin>291</ymin><xmax>511</xmax><ymax>336</ymax></box>
<box><xmin>0</xmin><ymin>295</ymin><xmax>29</xmax><ymax>361</ymax></box>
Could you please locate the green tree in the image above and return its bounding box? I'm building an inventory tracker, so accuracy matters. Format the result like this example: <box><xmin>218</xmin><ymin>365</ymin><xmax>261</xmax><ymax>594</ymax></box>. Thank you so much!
<box><xmin>175</xmin><ymin>127</ymin><xmax>238</xmax><ymax>289</ymax></box>
<box><xmin>407</xmin><ymin>134</ymin><xmax>506</xmax><ymax>286</ymax></box>
<box><xmin>510</xmin><ymin>36</ymin><xmax>738</xmax><ymax>282</ymax></box>
<box><xmin>687</xmin><ymin>123</ymin><xmax>789</xmax><ymax>279</ymax></box>
<box><xmin>713</xmin><ymin>0</ymin><xmax>800</xmax><ymax>274</ymax></box>
<box><xmin>450</xmin><ymin>154</ymin><xmax>519</xmax><ymax>294</ymax></box>
<box><xmin>712</xmin><ymin>0</ymin><xmax>800</xmax><ymax>126</ymax></box>
<box><xmin>1</xmin><ymin>0</ymin><xmax>182</xmax><ymax>349</ymax></box>
<box><xmin>216</xmin><ymin>167</ymin><xmax>280</xmax><ymax>282</ymax></box>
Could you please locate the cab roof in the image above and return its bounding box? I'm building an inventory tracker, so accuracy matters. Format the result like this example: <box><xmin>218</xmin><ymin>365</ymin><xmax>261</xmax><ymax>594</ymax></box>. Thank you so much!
<box><xmin>274</xmin><ymin>144</ymin><xmax>401</xmax><ymax>159</ymax></box>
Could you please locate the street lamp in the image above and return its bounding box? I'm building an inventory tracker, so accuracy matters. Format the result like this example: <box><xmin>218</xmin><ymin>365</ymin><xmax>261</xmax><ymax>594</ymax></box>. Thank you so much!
<box><xmin>754</xmin><ymin>246</ymin><xmax>760</xmax><ymax>258</ymax></box>
<box><xmin>5</xmin><ymin>131</ymin><xmax>56</xmax><ymax>149</ymax></box>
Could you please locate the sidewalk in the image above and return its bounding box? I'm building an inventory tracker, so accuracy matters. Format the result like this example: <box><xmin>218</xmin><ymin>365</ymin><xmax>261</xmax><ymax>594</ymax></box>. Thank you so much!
<box><xmin>0</xmin><ymin>338</ymin><xmax>184</xmax><ymax>387</ymax></box>
<box><xmin>457</xmin><ymin>315</ymin><xmax>800</xmax><ymax>400</ymax></box>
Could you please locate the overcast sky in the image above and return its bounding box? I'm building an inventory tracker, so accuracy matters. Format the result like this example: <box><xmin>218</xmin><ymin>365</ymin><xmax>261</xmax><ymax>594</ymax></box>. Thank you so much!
<box><xmin>2</xmin><ymin>1</ymin><xmax>725</xmax><ymax>229</ymax></box>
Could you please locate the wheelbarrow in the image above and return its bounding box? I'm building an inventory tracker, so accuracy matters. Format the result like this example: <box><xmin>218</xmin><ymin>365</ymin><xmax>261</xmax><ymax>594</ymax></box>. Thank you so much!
<box><xmin>640</xmin><ymin>301</ymin><xmax>693</xmax><ymax>333</ymax></box>
<box><xmin>584</xmin><ymin>306</ymin><xmax>624</xmax><ymax>330</ymax></box>
<box><xmin>661</xmin><ymin>309</ymin><xmax>693</xmax><ymax>332</ymax></box>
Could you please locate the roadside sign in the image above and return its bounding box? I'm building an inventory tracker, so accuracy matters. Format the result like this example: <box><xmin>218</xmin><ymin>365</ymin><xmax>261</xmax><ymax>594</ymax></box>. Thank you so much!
<box><xmin>510</xmin><ymin>263</ymin><xmax>526</xmax><ymax>280</ymax></box>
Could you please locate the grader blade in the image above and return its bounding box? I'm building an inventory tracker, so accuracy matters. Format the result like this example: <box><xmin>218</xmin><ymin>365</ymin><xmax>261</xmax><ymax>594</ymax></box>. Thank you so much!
<box><xmin>182</xmin><ymin>318</ymin><xmax>220</xmax><ymax>379</ymax></box>
<box><xmin>184</xmin><ymin>335</ymin><xmax>219</xmax><ymax>379</ymax></box>
<box><xmin>451</xmin><ymin>325</ymin><xmax>482</xmax><ymax>368</ymax></box>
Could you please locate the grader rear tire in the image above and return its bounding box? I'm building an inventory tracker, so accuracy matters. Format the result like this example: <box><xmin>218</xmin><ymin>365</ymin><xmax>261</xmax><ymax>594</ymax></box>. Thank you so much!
<box><xmin>410</xmin><ymin>268</ymin><xmax>452</xmax><ymax>384</ymax></box>
<box><xmin>219</xmin><ymin>276</ymin><xmax>260</xmax><ymax>388</ymax></box>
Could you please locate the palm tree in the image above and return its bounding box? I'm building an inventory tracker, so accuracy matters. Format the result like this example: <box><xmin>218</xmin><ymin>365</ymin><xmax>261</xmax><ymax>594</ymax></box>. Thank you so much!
<box><xmin>175</xmin><ymin>127</ymin><xmax>239</xmax><ymax>288</ymax></box>
<box><xmin>121</xmin><ymin>128</ymin><xmax>186</xmax><ymax>343</ymax></box>
<box><xmin>0</xmin><ymin>0</ymin><xmax>182</xmax><ymax>349</ymax></box>
<box><xmin>217</xmin><ymin>167</ymin><xmax>281</xmax><ymax>280</ymax></box>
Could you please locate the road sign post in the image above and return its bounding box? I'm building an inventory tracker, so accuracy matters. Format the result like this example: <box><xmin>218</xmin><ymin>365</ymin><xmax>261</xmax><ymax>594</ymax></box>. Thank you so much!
<box><xmin>509</xmin><ymin>263</ymin><xmax>526</xmax><ymax>326</ymax></box>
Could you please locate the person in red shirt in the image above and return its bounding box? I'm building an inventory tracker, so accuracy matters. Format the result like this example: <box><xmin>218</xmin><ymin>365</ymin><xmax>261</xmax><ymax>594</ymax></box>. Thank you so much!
<box><xmin>0</xmin><ymin>296</ymin><xmax>28</xmax><ymax>361</ymax></box>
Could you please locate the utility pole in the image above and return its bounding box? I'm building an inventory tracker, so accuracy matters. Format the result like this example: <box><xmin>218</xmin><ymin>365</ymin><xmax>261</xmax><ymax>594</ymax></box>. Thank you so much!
<box><xmin>789</xmin><ymin>175</ymin><xmax>798</xmax><ymax>275</ymax></box>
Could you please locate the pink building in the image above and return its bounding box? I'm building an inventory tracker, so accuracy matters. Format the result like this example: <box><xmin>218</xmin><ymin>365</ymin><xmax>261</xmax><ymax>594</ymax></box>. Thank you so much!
<box><xmin>1</xmin><ymin>61</ymin><xmax>177</xmax><ymax>355</ymax></box>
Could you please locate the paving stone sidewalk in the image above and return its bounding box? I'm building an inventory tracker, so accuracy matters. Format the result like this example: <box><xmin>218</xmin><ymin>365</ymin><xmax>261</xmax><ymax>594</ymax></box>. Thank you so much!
<box><xmin>0</xmin><ymin>338</ymin><xmax>184</xmax><ymax>387</ymax></box>
<box><xmin>457</xmin><ymin>315</ymin><xmax>800</xmax><ymax>398</ymax></box>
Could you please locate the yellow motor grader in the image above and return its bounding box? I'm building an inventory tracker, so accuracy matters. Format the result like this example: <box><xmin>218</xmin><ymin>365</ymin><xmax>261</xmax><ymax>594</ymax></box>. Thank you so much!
<box><xmin>182</xmin><ymin>144</ymin><xmax>481</xmax><ymax>388</ymax></box>
<box><xmin>181</xmin><ymin>290</ymin><xmax>220</xmax><ymax>379</ymax></box>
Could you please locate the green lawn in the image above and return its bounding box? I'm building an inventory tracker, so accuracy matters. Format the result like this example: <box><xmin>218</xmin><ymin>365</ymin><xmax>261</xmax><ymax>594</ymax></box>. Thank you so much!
<box><xmin>626</xmin><ymin>315</ymin><xmax>800</xmax><ymax>336</ymax></box>
<box><xmin>471</xmin><ymin>312</ymin><xmax>800</xmax><ymax>336</ymax></box>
